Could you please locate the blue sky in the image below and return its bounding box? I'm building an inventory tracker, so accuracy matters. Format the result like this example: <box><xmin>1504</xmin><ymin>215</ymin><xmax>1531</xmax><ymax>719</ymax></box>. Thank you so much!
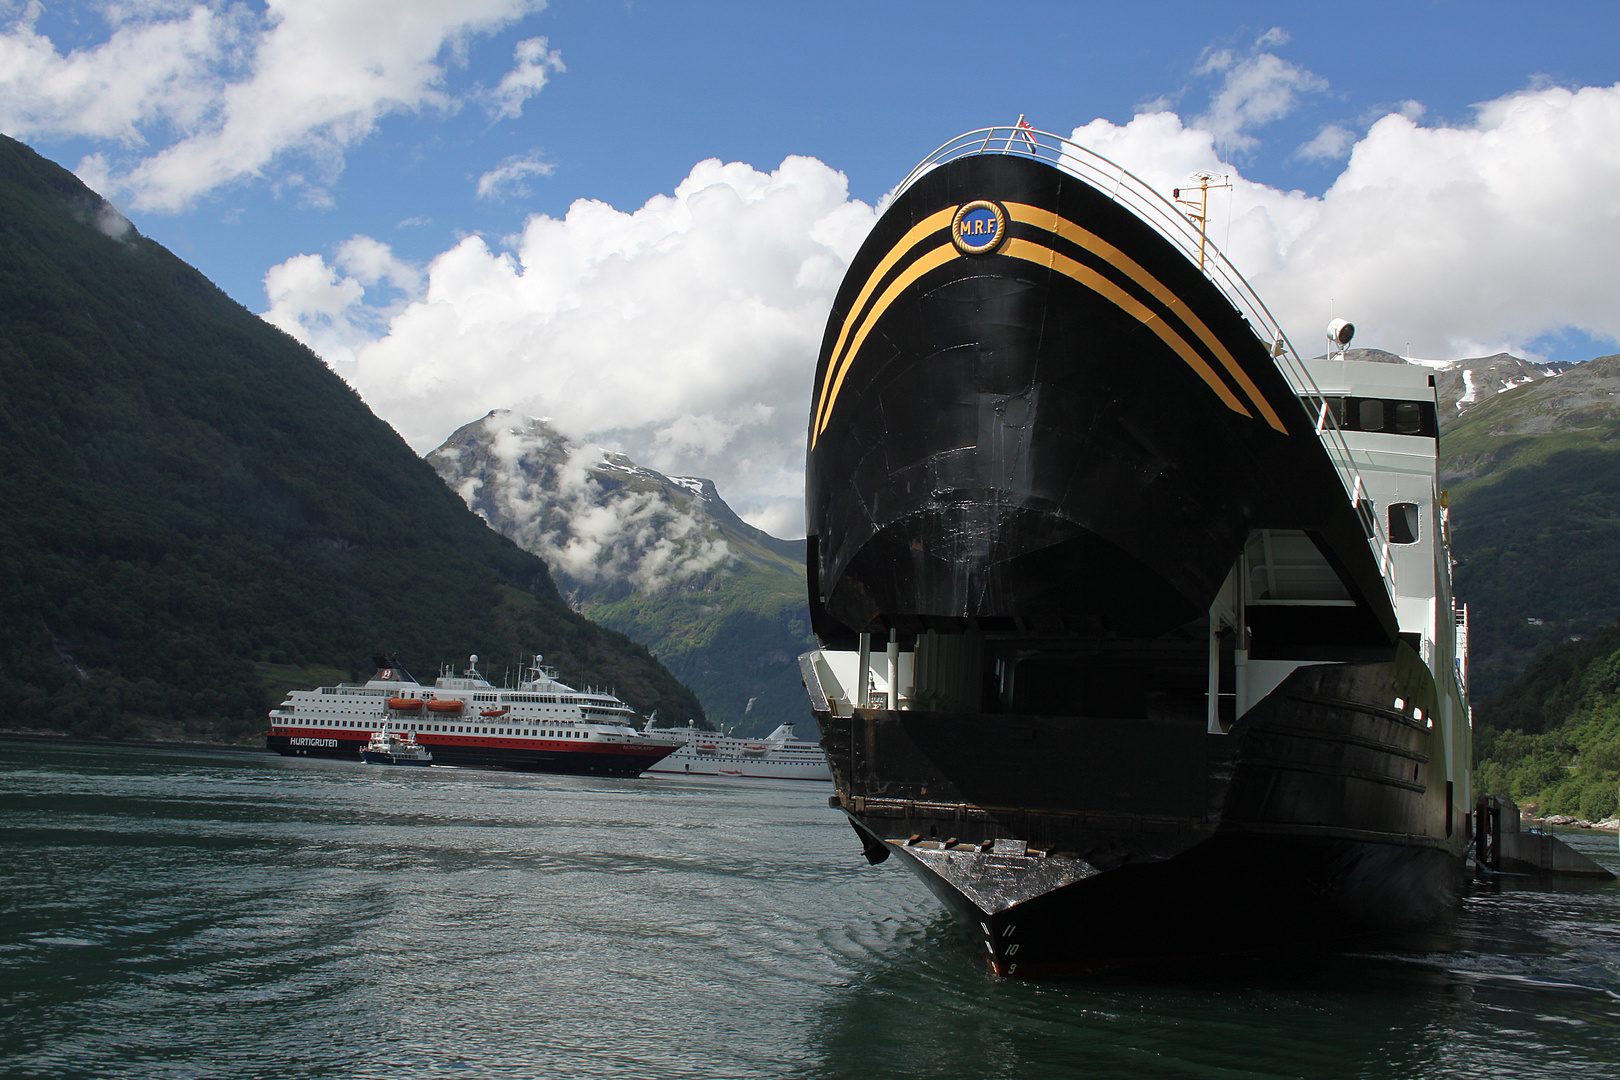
<box><xmin>6</xmin><ymin>1</ymin><xmax>1620</xmax><ymax>532</ymax></box>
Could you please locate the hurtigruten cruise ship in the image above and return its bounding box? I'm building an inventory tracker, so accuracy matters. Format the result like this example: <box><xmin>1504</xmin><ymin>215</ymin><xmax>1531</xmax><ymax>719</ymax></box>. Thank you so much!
<box><xmin>266</xmin><ymin>654</ymin><xmax>681</xmax><ymax>777</ymax></box>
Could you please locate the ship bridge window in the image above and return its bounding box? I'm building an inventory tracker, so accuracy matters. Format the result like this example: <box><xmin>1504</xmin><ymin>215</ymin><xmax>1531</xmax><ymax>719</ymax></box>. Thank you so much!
<box><xmin>1388</xmin><ymin>502</ymin><xmax>1420</xmax><ymax>545</ymax></box>
<box><xmin>1301</xmin><ymin>395</ymin><xmax>1437</xmax><ymax>437</ymax></box>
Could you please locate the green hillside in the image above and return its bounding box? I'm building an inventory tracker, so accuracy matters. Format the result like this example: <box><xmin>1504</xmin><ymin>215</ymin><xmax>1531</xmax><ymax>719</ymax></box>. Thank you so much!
<box><xmin>583</xmin><ymin>534</ymin><xmax>812</xmax><ymax>736</ymax></box>
<box><xmin>0</xmin><ymin>135</ymin><xmax>702</xmax><ymax>742</ymax></box>
<box><xmin>1439</xmin><ymin>356</ymin><xmax>1620</xmax><ymax>696</ymax></box>
<box><xmin>1473</xmin><ymin>623</ymin><xmax>1620</xmax><ymax>822</ymax></box>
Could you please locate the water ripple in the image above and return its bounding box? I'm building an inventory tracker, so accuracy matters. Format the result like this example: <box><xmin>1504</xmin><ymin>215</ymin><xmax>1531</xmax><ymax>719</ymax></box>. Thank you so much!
<box><xmin>2</xmin><ymin>737</ymin><xmax>1617</xmax><ymax>1079</ymax></box>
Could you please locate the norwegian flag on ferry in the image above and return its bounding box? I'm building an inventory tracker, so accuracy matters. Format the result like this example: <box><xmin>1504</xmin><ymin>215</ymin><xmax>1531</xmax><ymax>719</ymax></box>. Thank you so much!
<box><xmin>1015</xmin><ymin>115</ymin><xmax>1039</xmax><ymax>152</ymax></box>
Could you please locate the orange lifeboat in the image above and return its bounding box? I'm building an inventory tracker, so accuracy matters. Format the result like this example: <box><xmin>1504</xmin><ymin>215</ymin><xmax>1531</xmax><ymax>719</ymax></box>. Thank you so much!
<box><xmin>481</xmin><ymin>707</ymin><xmax>510</xmax><ymax>718</ymax></box>
<box><xmin>388</xmin><ymin>697</ymin><xmax>425</xmax><ymax>711</ymax></box>
<box><xmin>425</xmin><ymin>699</ymin><xmax>465</xmax><ymax>714</ymax></box>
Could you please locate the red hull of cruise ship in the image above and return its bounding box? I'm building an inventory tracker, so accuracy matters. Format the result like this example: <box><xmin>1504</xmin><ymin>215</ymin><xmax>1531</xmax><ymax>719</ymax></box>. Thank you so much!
<box><xmin>266</xmin><ymin>728</ymin><xmax>676</xmax><ymax>778</ymax></box>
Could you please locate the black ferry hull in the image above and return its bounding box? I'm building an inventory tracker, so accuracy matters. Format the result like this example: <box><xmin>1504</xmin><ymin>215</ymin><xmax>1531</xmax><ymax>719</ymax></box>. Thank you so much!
<box><xmin>803</xmin><ymin>144</ymin><xmax>1468</xmax><ymax>973</ymax></box>
<box><xmin>879</xmin><ymin>826</ymin><xmax>1461</xmax><ymax>977</ymax></box>
<box><xmin>819</xmin><ymin>653</ymin><xmax>1463</xmax><ymax>971</ymax></box>
<box><xmin>806</xmin><ymin>154</ymin><xmax>1393</xmax><ymax>646</ymax></box>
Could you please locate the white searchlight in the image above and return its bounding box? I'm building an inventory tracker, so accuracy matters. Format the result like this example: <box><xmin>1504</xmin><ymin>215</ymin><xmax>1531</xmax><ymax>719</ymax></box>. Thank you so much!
<box><xmin>1327</xmin><ymin>317</ymin><xmax>1354</xmax><ymax>359</ymax></box>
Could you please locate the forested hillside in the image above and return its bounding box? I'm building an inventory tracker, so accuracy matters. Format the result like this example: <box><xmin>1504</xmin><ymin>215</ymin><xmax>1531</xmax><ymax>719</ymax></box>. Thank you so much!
<box><xmin>1474</xmin><ymin>624</ymin><xmax>1620</xmax><ymax>822</ymax></box>
<box><xmin>1439</xmin><ymin>355</ymin><xmax>1620</xmax><ymax>696</ymax></box>
<box><xmin>0</xmin><ymin>136</ymin><xmax>702</xmax><ymax>742</ymax></box>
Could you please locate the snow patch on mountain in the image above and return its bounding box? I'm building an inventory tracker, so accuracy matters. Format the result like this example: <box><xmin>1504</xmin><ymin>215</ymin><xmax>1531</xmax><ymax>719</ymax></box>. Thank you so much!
<box><xmin>667</xmin><ymin>477</ymin><xmax>707</xmax><ymax>498</ymax></box>
<box><xmin>1459</xmin><ymin>369</ymin><xmax>1478</xmax><ymax>408</ymax></box>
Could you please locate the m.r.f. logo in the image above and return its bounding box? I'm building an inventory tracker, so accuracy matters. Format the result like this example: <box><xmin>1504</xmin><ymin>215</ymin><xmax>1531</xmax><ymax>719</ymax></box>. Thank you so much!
<box><xmin>951</xmin><ymin>200</ymin><xmax>1007</xmax><ymax>255</ymax></box>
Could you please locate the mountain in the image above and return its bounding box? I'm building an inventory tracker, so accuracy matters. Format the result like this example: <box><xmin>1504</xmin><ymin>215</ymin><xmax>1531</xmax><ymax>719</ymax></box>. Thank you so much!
<box><xmin>429</xmin><ymin>412</ymin><xmax>813</xmax><ymax>737</ymax></box>
<box><xmin>1438</xmin><ymin>354</ymin><xmax>1620</xmax><ymax>696</ymax></box>
<box><xmin>1333</xmin><ymin>348</ymin><xmax>1571</xmax><ymax>423</ymax></box>
<box><xmin>1425</xmin><ymin>351</ymin><xmax>1575</xmax><ymax>427</ymax></box>
<box><xmin>0</xmin><ymin>135</ymin><xmax>702</xmax><ymax>742</ymax></box>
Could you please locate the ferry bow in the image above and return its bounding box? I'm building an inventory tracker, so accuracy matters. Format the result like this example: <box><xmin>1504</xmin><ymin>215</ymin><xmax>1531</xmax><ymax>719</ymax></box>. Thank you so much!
<box><xmin>800</xmin><ymin>126</ymin><xmax>1472</xmax><ymax>975</ymax></box>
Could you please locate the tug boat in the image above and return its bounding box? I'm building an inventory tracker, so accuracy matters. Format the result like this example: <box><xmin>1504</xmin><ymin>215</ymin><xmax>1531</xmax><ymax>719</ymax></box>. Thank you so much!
<box><xmin>359</xmin><ymin>730</ymin><xmax>433</xmax><ymax>766</ymax></box>
<box><xmin>267</xmin><ymin>654</ymin><xmax>681</xmax><ymax>777</ymax></box>
<box><xmin>799</xmin><ymin>126</ymin><xmax>1472</xmax><ymax>975</ymax></box>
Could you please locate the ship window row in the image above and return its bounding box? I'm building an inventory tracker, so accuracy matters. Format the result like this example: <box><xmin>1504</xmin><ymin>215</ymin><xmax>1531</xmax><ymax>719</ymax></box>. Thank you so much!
<box><xmin>325</xmin><ymin>718</ymin><xmax>583</xmax><ymax>730</ymax></box>
<box><xmin>307</xmin><ymin>719</ymin><xmax>592</xmax><ymax>738</ymax></box>
<box><xmin>1301</xmin><ymin>395</ymin><xmax>1436</xmax><ymax>438</ymax></box>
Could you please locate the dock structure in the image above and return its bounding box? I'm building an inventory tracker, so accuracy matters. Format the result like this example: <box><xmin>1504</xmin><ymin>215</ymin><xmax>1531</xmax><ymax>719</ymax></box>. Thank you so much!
<box><xmin>1474</xmin><ymin>795</ymin><xmax>1615</xmax><ymax>881</ymax></box>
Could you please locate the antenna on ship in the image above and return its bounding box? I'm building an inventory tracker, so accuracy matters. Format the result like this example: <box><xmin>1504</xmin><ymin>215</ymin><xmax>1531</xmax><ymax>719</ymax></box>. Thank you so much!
<box><xmin>1172</xmin><ymin>173</ymin><xmax>1231</xmax><ymax>269</ymax></box>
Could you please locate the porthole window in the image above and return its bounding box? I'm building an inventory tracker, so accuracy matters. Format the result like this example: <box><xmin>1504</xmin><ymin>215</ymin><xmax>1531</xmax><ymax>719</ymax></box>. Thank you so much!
<box><xmin>1388</xmin><ymin>502</ymin><xmax>1419</xmax><ymax>545</ymax></box>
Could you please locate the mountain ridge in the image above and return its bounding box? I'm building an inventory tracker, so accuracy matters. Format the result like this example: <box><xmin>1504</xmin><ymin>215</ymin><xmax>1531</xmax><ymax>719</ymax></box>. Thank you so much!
<box><xmin>429</xmin><ymin>413</ymin><xmax>813</xmax><ymax>736</ymax></box>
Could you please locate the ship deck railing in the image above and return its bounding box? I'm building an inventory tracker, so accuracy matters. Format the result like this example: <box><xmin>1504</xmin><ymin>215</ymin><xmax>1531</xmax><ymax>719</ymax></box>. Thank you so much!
<box><xmin>898</xmin><ymin>127</ymin><xmax>1400</xmax><ymax>606</ymax></box>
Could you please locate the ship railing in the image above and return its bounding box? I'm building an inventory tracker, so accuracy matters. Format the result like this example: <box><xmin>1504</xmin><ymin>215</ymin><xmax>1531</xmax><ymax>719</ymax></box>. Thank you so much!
<box><xmin>1454</xmin><ymin>601</ymin><xmax>1470</xmax><ymax>696</ymax></box>
<box><xmin>897</xmin><ymin>127</ymin><xmax>1398</xmax><ymax>606</ymax></box>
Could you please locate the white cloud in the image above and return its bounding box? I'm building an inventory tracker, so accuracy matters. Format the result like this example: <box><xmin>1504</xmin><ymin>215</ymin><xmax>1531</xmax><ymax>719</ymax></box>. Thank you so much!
<box><xmin>263</xmin><ymin>83</ymin><xmax>1620</xmax><ymax>537</ymax></box>
<box><xmin>1294</xmin><ymin>123</ymin><xmax>1356</xmax><ymax>161</ymax></box>
<box><xmin>1070</xmin><ymin>83</ymin><xmax>1620</xmax><ymax>364</ymax></box>
<box><xmin>261</xmin><ymin>251</ymin><xmax>369</xmax><ymax>364</ymax></box>
<box><xmin>263</xmin><ymin>154</ymin><xmax>875</xmax><ymax>533</ymax></box>
<box><xmin>1193</xmin><ymin>28</ymin><xmax>1329</xmax><ymax>151</ymax></box>
<box><xmin>335</xmin><ymin>234</ymin><xmax>422</xmax><ymax>293</ymax></box>
<box><xmin>523</xmin><ymin>432</ymin><xmax>736</xmax><ymax>593</ymax></box>
<box><xmin>2</xmin><ymin>0</ymin><xmax>553</xmax><ymax>211</ymax></box>
<box><xmin>0</xmin><ymin>0</ymin><xmax>244</xmax><ymax>145</ymax></box>
<box><xmin>483</xmin><ymin>35</ymin><xmax>563</xmax><ymax>120</ymax></box>
<box><xmin>442</xmin><ymin>414</ymin><xmax>736</xmax><ymax>594</ymax></box>
<box><xmin>95</xmin><ymin>200</ymin><xmax>133</xmax><ymax>239</ymax></box>
<box><xmin>475</xmin><ymin>151</ymin><xmax>555</xmax><ymax>200</ymax></box>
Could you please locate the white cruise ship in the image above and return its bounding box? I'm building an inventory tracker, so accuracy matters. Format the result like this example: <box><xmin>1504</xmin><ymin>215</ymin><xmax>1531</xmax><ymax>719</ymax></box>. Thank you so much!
<box><xmin>643</xmin><ymin>720</ymin><xmax>832</xmax><ymax>781</ymax></box>
<box><xmin>266</xmin><ymin>654</ymin><xmax>680</xmax><ymax>777</ymax></box>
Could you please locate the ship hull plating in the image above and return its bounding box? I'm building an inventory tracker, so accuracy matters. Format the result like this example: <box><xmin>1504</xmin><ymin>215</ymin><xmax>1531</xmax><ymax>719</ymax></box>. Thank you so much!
<box><xmin>267</xmin><ymin>733</ymin><xmax>667</xmax><ymax>777</ymax></box>
<box><xmin>818</xmin><ymin>654</ymin><xmax>1465</xmax><ymax>972</ymax></box>
<box><xmin>874</xmin><ymin>823</ymin><xmax>1461</xmax><ymax>976</ymax></box>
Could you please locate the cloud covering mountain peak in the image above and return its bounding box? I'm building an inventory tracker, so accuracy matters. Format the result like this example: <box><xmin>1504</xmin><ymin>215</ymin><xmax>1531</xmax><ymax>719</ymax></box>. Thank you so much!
<box><xmin>432</xmin><ymin>411</ymin><xmax>742</xmax><ymax>597</ymax></box>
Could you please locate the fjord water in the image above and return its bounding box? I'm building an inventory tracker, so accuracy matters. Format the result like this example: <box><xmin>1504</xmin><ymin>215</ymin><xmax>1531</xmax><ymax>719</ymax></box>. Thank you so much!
<box><xmin>2</xmin><ymin>739</ymin><xmax>1617</xmax><ymax>1080</ymax></box>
